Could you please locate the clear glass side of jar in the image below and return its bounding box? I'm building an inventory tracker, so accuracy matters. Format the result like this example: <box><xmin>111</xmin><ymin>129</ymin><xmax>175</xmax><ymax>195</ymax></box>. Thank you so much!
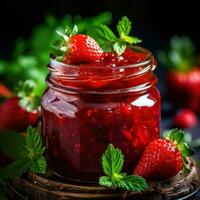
<box><xmin>41</xmin><ymin>46</ymin><xmax>161</xmax><ymax>182</ymax></box>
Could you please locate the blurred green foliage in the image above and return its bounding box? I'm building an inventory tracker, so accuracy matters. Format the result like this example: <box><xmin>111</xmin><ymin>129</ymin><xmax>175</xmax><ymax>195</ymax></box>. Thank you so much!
<box><xmin>158</xmin><ymin>36</ymin><xmax>196</xmax><ymax>71</ymax></box>
<box><xmin>0</xmin><ymin>12</ymin><xmax>112</xmax><ymax>96</ymax></box>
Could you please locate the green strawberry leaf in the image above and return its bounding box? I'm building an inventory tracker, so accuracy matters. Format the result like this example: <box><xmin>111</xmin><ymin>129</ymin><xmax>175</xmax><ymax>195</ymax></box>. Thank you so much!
<box><xmin>164</xmin><ymin>129</ymin><xmax>194</xmax><ymax>174</ymax></box>
<box><xmin>178</xmin><ymin>143</ymin><xmax>194</xmax><ymax>157</ymax></box>
<box><xmin>16</xmin><ymin>80</ymin><xmax>41</xmax><ymax>112</ymax></box>
<box><xmin>167</xmin><ymin>128</ymin><xmax>184</xmax><ymax>144</ymax></box>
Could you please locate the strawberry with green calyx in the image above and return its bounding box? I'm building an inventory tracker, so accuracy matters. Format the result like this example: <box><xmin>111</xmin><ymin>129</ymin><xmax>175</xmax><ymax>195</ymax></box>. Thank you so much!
<box><xmin>99</xmin><ymin>144</ymin><xmax>148</xmax><ymax>192</ymax></box>
<box><xmin>134</xmin><ymin>129</ymin><xmax>194</xmax><ymax>180</ymax></box>
<box><xmin>0</xmin><ymin>80</ymin><xmax>40</xmax><ymax>132</ymax></box>
<box><xmin>158</xmin><ymin>36</ymin><xmax>200</xmax><ymax>112</ymax></box>
<box><xmin>51</xmin><ymin>25</ymin><xmax>104</xmax><ymax>64</ymax></box>
<box><xmin>89</xmin><ymin>16</ymin><xmax>142</xmax><ymax>55</ymax></box>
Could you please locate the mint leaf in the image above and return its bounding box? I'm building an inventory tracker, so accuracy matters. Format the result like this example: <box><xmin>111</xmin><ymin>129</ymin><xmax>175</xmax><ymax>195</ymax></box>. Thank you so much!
<box><xmin>99</xmin><ymin>176</ymin><xmax>113</xmax><ymax>187</ymax></box>
<box><xmin>121</xmin><ymin>34</ymin><xmax>142</xmax><ymax>44</ymax></box>
<box><xmin>114</xmin><ymin>175</ymin><xmax>148</xmax><ymax>192</ymax></box>
<box><xmin>93</xmin><ymin>25</ymin><xmax>117</xmax><ymax>42</ymax></box>
<box><xmin>26</xmin><ymin>126</ymin><xmax>45</xmax><ymax>156</ymax></box>
<box><xmin>0</xmin><ymin>158</ymin><xmax>30</xmax><ymax>180</ymax></box>
<box><xmin>90</xmin><ymin>16</ymin><xmax>142</xmax><ymax>55</ymax></box>
<box><xmin>0</xmin><ymin>131</ymin><xmax>26</xmax><ymax>159</ymax></box>
<box><xmin>113</xmin><ymin>41</ymin><xmax>126</xmax><ymax>55</ymax></box>
<box><xmin>99</xmin><ymin>144</ymin><xmax>148</xmax><ymax>192</ymax></box>
<box><xmin>117</xmin><ymin>16</ymin><xmax>132</xmax><ymax>36</ymax></box>
<box><xmin>102</xmin><ymin>144</ymin><xmax>124</xmax><ymax>177</ymax></box>
<box><xmin>30</xmin><ymin>156</ymin><xmax>46</xmax><ymax>174</ymax></box>
<box><xmin>0</xmin><ymin>127</ymin><xmax>46</xmax><ymax>180</ymax></box>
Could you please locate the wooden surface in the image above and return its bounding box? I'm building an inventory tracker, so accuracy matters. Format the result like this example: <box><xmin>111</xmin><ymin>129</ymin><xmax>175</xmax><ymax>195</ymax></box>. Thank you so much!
<box><xmin>7</xmin><ymin>158</ymin><xmax>200</xmax><ymax>200</ymax></box>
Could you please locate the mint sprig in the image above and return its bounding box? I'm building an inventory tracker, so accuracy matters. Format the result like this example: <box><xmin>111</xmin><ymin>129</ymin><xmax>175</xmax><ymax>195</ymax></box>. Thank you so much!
<box><xmin>90</xmin><ymin>16</ymin><xmax>142</xmax><ymax>55</ymax></box>
<box><xmin>0</xmin><ymin>126</ymin><xmax>46</xmax><ymax>180</ymax></box>
<box><xmin>165</xmin><ymin>129</ymin><xmax>194</xmax><ymax>173</ymax></box>
<box><xmin>16</xmin><ymin>80</ymin><xmax>40</xmax><ymax>112</ymax></box>
<box><xmin>99</xmin><ymin>144</ymin><xmax>148</xmax><ymax>192</ymax></box>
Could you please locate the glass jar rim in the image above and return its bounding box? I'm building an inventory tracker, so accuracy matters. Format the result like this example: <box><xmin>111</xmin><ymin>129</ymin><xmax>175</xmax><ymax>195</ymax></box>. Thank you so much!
<box><xmin>49</xmin><ymin>45</ymin><xmax>154</xmax><ymax>70</ymax></box>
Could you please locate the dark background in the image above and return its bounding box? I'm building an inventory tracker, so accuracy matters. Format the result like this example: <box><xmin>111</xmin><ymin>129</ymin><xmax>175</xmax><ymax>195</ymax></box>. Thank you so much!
<box><xmin>0</xmin><ymin>0</ymin><xmax>200</xmax><ymax>198</ymax></box>
<box><xmin>0</xmin><ymin>0</ymin><xmax>200</xmax><ymax>57</ymax></box>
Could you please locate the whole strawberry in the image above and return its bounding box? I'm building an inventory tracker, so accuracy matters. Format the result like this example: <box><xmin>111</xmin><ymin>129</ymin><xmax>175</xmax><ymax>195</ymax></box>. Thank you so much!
<box><xmin>134</xmin><ymin>129</ymin><xmax>194</xmax><ymax>180</ymax></box>
<box><xmin>52</xmin><ymin>25</ymin><xmax>104</xmax><ymax>64</ymax></box>
<box><xmin>0</xmin><ymin>81</ymin><xmax>40</xmax><ymax>132</ymax></box>
<box><xmin>166</xmin><ymin>68</ymin><xmax>200</xmax><ymax>112</ymax></box>
<box><xmin>173</xmin><ymin>109</ymin><xmax>198</xmax><ymax>129</ymax></box>
<box><xmin>158</xmin><ymin>36</ymin><xmax>200</xmax><ymax>112</ymax></box>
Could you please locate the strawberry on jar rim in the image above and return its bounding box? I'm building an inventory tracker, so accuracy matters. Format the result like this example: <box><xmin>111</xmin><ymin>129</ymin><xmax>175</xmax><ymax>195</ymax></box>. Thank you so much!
<box><xmin>51</xmin><ymin>25</ymin><xmax>104</xmax><ymax>64</ymax></box>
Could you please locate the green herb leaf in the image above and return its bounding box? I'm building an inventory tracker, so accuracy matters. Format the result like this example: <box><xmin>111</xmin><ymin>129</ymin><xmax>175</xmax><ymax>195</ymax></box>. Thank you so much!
<box><xmin>102</xmin><ymin>144</ymin><xmax>124</xmax><ymax>177</ymax></box>
<box><xmin>99</xmin><ymin>144</ymin><xmax>148</xmax><ymax>192</ymax></box>
<box><xmin>30</xmin><ymin>156</ymin><xmax>46</xmax><ymax>174</ymax></box>
<box><xmin>90</xmin><ymin>16</ymin><xmax>142</xmax><ymax>55</ymax></box>
<box><xmin>0</xmin><ymin>127</ymin><xmax>46</xmax><ymax>180</ymax></box>
<box><xmin>117</xmin><ymin>16</ymin><xmax>132</xmax><ymax>36</ymax></box>
<box><xmin>113</xmin><ymin>41</ymin><xmax>126</xmax><ymax>55</ymax></box>
<box><xmin>99</xmin><ymin>176</ymin><xmax>113</xmax><ymax>187</ymax></box>
<box><xmin>113</xmin><ymin>175</ymin><xmax>148</xmax><ymax>192</ymax></box>
<box><xmin>0</xmin><ymin>158</ymin><xmax>31</xmax><ymax>180</ymax></box>
<box><xmin>93</xmin><ymin>25</ymin><xmax>117</xmax><ymax>42</ymax></box>
<box><xmin>26</xmin><ymin>126</ymin><xmax>46</xmax><ymax>156</ymax></box>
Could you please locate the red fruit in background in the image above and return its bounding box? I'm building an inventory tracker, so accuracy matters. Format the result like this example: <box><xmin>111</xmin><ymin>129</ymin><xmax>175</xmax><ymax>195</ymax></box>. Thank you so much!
<box><xmin>0</xmin><ymin>97</ymin><xmax>39</xmax><ymax>132</ymax></box>
<box><xmin>134</xmin><ymin>139</ymin><xmax>183</xmax><ymax>180</ymax></box>
<box><xmin>0</xmin><ymin>83</ymin><xmax>13</xmax><ymax>98</ymax></box>
<box><xmin>166</xmin><ymin>67</ymin><xmax>200</xmax><ymax>112</ymax></box>
<box><xmin>173</xmin><ymin>109</ymin><xmax>198</xmax><ymax>129</ymax></box>
<box><xmin>62</xmin><ymin>34</ymin><xmax>104</xmax><ymax>64</ymax></box>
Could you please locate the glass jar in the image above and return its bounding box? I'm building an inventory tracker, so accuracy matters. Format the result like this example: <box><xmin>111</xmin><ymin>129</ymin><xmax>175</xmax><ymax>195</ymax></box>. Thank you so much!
<box><xmin>41</xmin><ymin>46</ymin><xmax>161</xmax><ymax>182</ymax></box>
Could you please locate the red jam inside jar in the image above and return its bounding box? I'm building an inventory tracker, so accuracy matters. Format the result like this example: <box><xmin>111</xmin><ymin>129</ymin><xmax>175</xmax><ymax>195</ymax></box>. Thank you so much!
<box><xmin>41</xmin><ymin>46</ymin><xmax>161</xmax><ymax>182</ymax></box>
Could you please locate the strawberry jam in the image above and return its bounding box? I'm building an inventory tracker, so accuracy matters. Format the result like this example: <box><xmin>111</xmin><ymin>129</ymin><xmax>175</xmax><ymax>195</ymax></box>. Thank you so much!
<box><xmin>42</xmin><ymin>46</ymin><xmax>161</xmax><ymax>182</ymax></box>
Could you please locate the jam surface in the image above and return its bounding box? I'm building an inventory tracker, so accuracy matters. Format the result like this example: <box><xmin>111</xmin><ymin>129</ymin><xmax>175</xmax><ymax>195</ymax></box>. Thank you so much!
<box><xmin>42</xmin><ymin>48</ymin><xmax>161</xmax><ymax>181</ymax></box>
